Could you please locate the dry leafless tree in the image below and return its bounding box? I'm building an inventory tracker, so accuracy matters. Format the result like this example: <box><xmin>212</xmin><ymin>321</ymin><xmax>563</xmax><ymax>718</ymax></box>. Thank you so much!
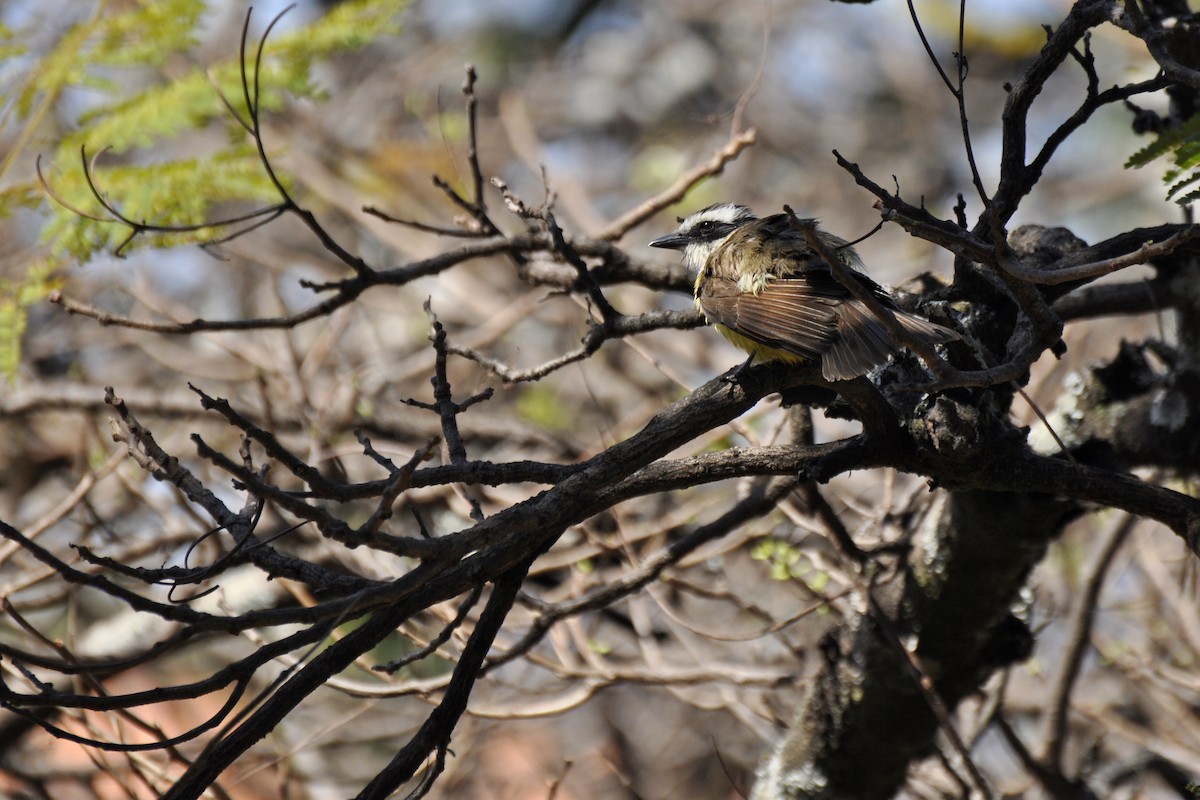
<box><xmin>2</xmin><ymin>1</ymin><xmax>1200</xmax><ymax>798</ymax></box>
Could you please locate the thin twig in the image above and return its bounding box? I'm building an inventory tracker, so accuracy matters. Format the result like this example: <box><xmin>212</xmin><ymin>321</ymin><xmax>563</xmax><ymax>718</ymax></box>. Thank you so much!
<box><xmin>1041</xmin><ymin>513</ymin><xmax>1138</xmax><ymax>768</ymax></box>
<box><xmin>593</xmin><ymin>127</ymin><xmax>758</xmax><ymax>242</ymax></box>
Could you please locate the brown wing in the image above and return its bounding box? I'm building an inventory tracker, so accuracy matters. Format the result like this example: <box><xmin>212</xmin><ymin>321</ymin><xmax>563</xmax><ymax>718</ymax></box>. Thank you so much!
<box><xmin>697</xmin><ymin>272</ymin><xmax>847</xmax><ymax>362</ymax></box>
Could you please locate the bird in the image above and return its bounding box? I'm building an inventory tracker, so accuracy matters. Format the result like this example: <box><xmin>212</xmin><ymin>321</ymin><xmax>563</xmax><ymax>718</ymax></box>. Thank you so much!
<box><xmin>650</xmin><ymin>203</ymin><xmax>959</xmax><ymax>381</ymax></box>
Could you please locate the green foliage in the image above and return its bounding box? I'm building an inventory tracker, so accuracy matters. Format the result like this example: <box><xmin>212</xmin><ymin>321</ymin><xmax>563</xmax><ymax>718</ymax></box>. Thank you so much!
<box><xmin>38</xmin><ymin>147</ymin><xmax>284</xmax><ymax>260</ymax></box>
<box><xmin>0</xmin><ymin>24</ymin><xmax>26</xmax><ymax>65</ymax></box>
<box><xmin>0</xmin><ymin>0</ymin><xmax>406</xmax><ymax>382</ymax></box>
<box><xmin>587</xmin><ymin>637</ymin><xmax>613</xmax><ymax>655</ymax></box>
<box><xmin>1125</xmin><ymin>113</ymin><xmax>1200</xmax><ymax>205</ymax></box>
<box><xmin>12</xmin><ymin>0</ymin><xmax>202</xmax><ymax>121</ymax></box>
<box><xmin>751</xmin><ymin>537</ymin><xmax>830</xmax><ymax>593</ymax></box>
<box><xmin>67</xmin><ymin>0</ymin><xmax>404</xmax><ymax>158</ymax></box>
<box><xmin>0</xmin><ymin>257</ymin><xmax>63</xmax><ymax>382</ymax></box>
<box><xmin>1</xmin><ymin>0</ymin><xmax>406</xmax><ymax>258</ymax></box>
<box><xmin>516</xmin><ymin>384</ymin><xmax>575</xmax><ymax>432</ymax></box>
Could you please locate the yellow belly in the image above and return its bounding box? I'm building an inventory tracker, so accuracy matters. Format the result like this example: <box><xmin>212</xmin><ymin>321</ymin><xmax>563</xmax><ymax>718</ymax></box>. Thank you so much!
<box><xmin>713</xmin><ymin>323</ymin><xmax>807</xmax><ymax>365</ymax></box>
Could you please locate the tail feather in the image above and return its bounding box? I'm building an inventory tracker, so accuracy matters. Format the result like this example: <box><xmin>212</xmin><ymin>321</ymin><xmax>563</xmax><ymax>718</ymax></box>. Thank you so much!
<box><xmin>897</xmin><ymin>313</ymin><xmax>960</xmax><ymax>347</ymax></box>
<box><xmin>821</xmin><ymin>302</ymin><xmax>958</xmax><ymax>381</ymax></box>
<box><xmin>822</xmin><ymin>301</ymin><xmax>898</xmax><ymax>381</ymax></box>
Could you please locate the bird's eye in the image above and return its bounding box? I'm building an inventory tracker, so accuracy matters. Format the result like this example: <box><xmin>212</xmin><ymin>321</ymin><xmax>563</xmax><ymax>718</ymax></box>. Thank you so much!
<box><xmin>696</xmin><ymin>221</ymin><xmax>715</xmax><ymax>232</ymax></box>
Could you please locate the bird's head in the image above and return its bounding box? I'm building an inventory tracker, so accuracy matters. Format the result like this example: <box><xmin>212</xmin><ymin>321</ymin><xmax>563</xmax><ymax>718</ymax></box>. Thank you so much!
<box><xmin>649</xmin><ymin>203</ymin><xmax>757</xmax><ymax>269</ymax></box>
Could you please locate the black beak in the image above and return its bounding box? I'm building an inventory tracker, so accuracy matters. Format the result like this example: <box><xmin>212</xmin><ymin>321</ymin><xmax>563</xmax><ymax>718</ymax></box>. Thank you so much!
<box><xmin>649</xmin><ymin>232</ymin><xmax>687</xmax><ymax>250</ymax></box>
